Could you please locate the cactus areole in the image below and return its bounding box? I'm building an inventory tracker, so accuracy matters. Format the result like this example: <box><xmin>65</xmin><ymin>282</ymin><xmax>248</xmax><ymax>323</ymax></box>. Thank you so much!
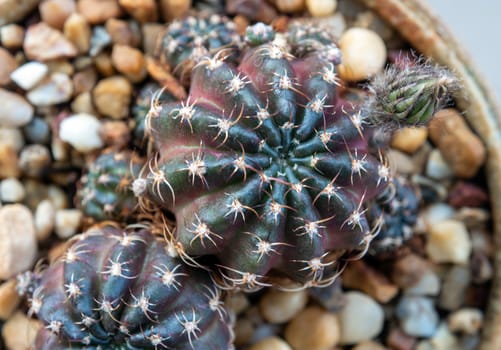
<box><xmin>137</xmin><ymin>26</ymin><xmax>458</xmax><ymax>289</ymax></box>
<box><xmin>26</xmin><ymin>225</ymin><xmax>234</xmax><ymax>349</ymax></box>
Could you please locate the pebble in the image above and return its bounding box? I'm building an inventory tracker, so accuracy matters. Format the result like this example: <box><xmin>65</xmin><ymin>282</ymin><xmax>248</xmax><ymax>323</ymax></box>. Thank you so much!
<box><xmin>225</xmin><ymin>292</ymin><xmax>250</xmax><ymax>315</ymax></box>
<box><xmin>429</xmin><ymin>109</ymin><xmax>486</xmax><ymax>178</ymax></box>
<box><xmin>34</xmin><ymin>199</ymin><xmax>55</xmax><ymax>241</ymax></box>
<box><xmin>93</xmin><ymin>75</ymin><xmax>132</xmax><ymax>119</ymax></box>
<box><xmin>0</xmin><ymin>128</ymin><xmax>24</xmax><ymax>152</ymax></box>
<box><xmin>234</xmin><ymin>318</ymin><xmax>255</xmax><ymax>346</ymax></box>
<box><xmin>59</xmin><ymin>113</ymin><xmax>104</xmax><ymax>152</ymax></box>
<box><xmin>73</xmin><ymin>67</ymin><xmax>98</xmax><ymax>94</ymax></box>
<box><xmin>10</xmin><ymin>61</ymin><xmax>49</xmax><ymax>91</ymax></box>
<box><xmin>342</xmin><ymin>260</ymin><xmax>398</xmax><ymax>303</ymax></box>
<box><xmin>421</xmin><ymin>203</ymin><xmax>456</xmax><ymax>231</ymax></box>
<box><xmin>249</xmin><ymin>336</ymin><xmax>292</xmax><ymax>350</ymax></box>
<box><xmin>46</xmin><ymin>59</ymin><xmax>74</xmax><ymax>75</ymax></box>
<box><xmin>159</xmin><ymin>0</ymin><xmax>191</xmax><ymax>21</ymax></box>
<box><xmin>306</xmin><ymin>0</ymin><xmax>336</xmax><ymax>17</ymax></box>
<box><xmin>0</xmin><ymin>48</ymin><xmax>17</xmax><ymax>86</ymax></box>
<box><xmin>119</xmin><ymin>0</ymin><xmax>158</xmax><ymax>22</ymax></box>
<box><xmin>426</xmin><ymin>149</ymin><xmax>454</xmax><ymax>180</ymax></box>
<box><xmin>448</xmin><ymin>308</ymin><xmax>483</xmax><ymax>334</ymax></box>
<box><xmin>94</xmin><ymin>52</ymin><xmax>116</xmax><ymax>76</ymax></box>
<box><xmin>0</xmin><ymin>279</ymin><xmax>21</xmax><ymax>320</ymax></box>
<box><xmin>23</xmin><ymin>117</ymin><xmax>51</xmax><ymax>145</ymax></box>
<box><xmin>386</xmin><ymin>149</ymin><xmax>416</xmax><ymax>175</ymax></box>
<box><xmin>26</xmin><ymin>73</ymin><xmax>73</xmax><ymax>106</ymax></box>
<box><xmin>24</xmin><ymin>22</ymin><xmax>77</xmax><ymax>61</ymax></box>
<box><xmin>339</xmin><ymin>28</ymin><xmax>387</xmax><ymax>81</ymax></box>
<box><xmin>391</xmin><ymin>254</ymin><xmax>429</xmax><ymax>288</ymax></box>
<box><xmin>387</xmin><ymin>327</ymin><xmax>416</xmax><ymax>350</ymax></box>
<box><xmin>71</xmin><ymin>92</ymin><xmax>97</xmax><ymax>115</ymax></box>
<box><xmin>338</xmin><ymin>292</ymin><xmax>384</xmax><ymax>345</ymax></box>
<box><xmin>396</xmin><ymin>296</ymin><xmax>439</xmax><ymax>337</ymax></box>
<box><xmin>39</xmin><ymin>0</ymin><xmax>76</xmax><ymax>30</ymax></box>
<box><xmin>404</xmin><ymin>269</ymin><xmax>441</xmax><ymax>296</ymax></box>
<box><xmin>90</xmin><ymin>26</ymin><xmax>112</xmax><ymax>57</ymax></box>
<box><xmin>106</xmin><ymin>18</ymin><xmax>141</xmax><ymax>47</ymax></box>
<box><xmin>0</xmin><ymin>178</ymin><xmax>25</xmax><ymax>203</ymax></box>
<box><xmin>55</xmin><ymin>209</ymin><xmax>82</xmax><ymax>239</ymax></box>
<box><xmin>77</xmin><ymin>0</ymin><xmax>123</xmax><ymax>24</ymax></box>
<box><xmin>111</xmin><ymin>44</ymin><xmax>147</xmax><ymax>82</ymax></box>
<box><xmin>439</xmin><ymin>265</ymin><xmax>471</xmax><ymax>311</ymax></box>
<box><xmin>0</xmin><ymin>0</ymin><xmax>39</xmax><ymax>26</ymax></box>
<box><xmin>48</xmin><ymin>184</ymin><xmax>69</xmax><ymax>209</ymax></box>
<box><xmin>426</xmin><ymin>219</ymin><xmax>472</xmax><ymax>264</ymax></box>
<box><xmin>142</xmin><ymin>23</ymin><xmax>165</xmax><ymax>55</ymax></box>
<box><xmin>275</xmin><ymin>0</ymin><xmax>305</xmax><ymax>13</ymax></box>
<box><xmin>2</xmin><ymin>311</ymin><xmax>41</xmax><ymax>350</ymax></box>
<box><xmin>448</xmin><ymin>181</ymin><xmax>489</xmax><ymax>208</ymax></box>
<box><xmin>0</xmin><ymin>205</ymin><xmax>37</xmax><ymax>279</ymax></box>
<box><xmin>352</xmin><ymin>341</ymin><xmax>387</xmax><ymax>350</ymax></box>
<box><xmin>0</xmin><ymin>89</ymin><xmax>34</xmax><ymax>128</ymax></box>
<box><xmin>259</xmin><ymin>289</ymin><xmax>308</xmax><ymax>324</ymax></box>
<box><xmin>0</xmin><ymin>144</ymin><xmax>20</xmax><ymax>179</ymax></box>
<box><xmin>19</xmin><ymin>144</ymin><xmax>52</xmax><ymax>177</ymax></box>
<box><xmin>470</xmin><ymin>251</ymin><xmax>493</xmax><ymax>283</ymax></box>
<box><xmin>391</xmin><ymin>126</ymin><xmax>428</xmax><ymax>154</ymax></box>
<box><xmin>64</xmin><ymin>13</ymin><xmax>92</xmax><ymax>54</ymax></box>
<box><xmin>285</xmin><ymin>306</ymin><xmax>339</xmax><ymax>350</ymax></box>
<box><xmin>427</xmin><ymin>323</ymin><xmax>459</xmax><ymax>350</ymax></box>
<box><xmin>0</xmin><ymin>24</ymin><xmax>25</xmax><ymax>49</ymax></box>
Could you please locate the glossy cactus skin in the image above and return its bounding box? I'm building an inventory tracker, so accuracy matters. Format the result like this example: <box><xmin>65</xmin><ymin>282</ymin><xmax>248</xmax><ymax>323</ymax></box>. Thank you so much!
<box><xmin>156</xmin><ymin>15</ymin><xmax>241</xmax><ymax>83</ymax></box>
<box><xmin>137</xmin><ymin>41</ymin><xmax>392</xmax><ymax>289</ymax></box>
<box><xmin>76</xmin><ymin>150</ymin><xmax>144</xmax><ymax>222</ymax></box>
<box><xmin>367</xmin><ymin>176</ymin><xmax>420</xmax><ymax>254</ymax></box>
<box><xmin>27</xmin><ymin>225</ymin><xmax>234</xmax><ymax>350</ymax></box>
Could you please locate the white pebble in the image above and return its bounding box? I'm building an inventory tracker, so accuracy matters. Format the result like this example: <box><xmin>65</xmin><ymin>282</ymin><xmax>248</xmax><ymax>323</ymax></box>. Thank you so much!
<box><xmin>26</xmin><ymin>72</ymin><xmax>73</xmax><ymax>106</ymax></box>
<box><xmin>2</xmin><ymin>311</ymin><xmax>41</xmax><ymax>350</ymax></box>
<box><xmin>0</xmin><ymin>178</ymin><xmax>25</xmax><ymax>203</ymax></box>
<box><xmin>260</xmin><ymin>289</ymin><xmax>308</xmax><ymax>324</ymax></box>
<box><xmin>55</xmin><ymin>209</ymin><xmax>82</xmax><ymax>238</ymax></box>
<box><xmin>10</xmin><ymin>61</ymin><xmax>48</xmax><ymax>90</ymax></box>
<box><xmin>0</xmin><ymin>89</ymin><xmax>34</xmax><ymax>127</ymax></box>
<box><xmin>0</xmin><ymin>128</ymin><xmax>24</xmax><ymax>152</ymax></box>
<box><xmin>338</xmin><ymin>291</ymin><xmax>384</xmax><ymax>345</ymax></box>
<box><xmin>0</xmin><ymin>205</ymin><xmax>37</xmax><ymax>279</ymax></box>
<box><xmin>34</xmin><ymin>199</ymin><xmax>55</xmax><ymax>241</ymax></box>
<box><xmin>426</xmin><ymin>149</ymin><xmax>454</xmax><ymax>180</ymax></box>
<box><xmin>306</xmin><ymin>0</ymin><xmax>336</xmax><ymax>17</ymax></box>
<box><xmin>448</xmin><ymin>308</ymin><xmax>483</xmax><ymax>334</ymax></box>
<box><xmin>404</xmin><ymin>269</ymin><xmax>441</xmax><ymax>296</ymax></box>
<box><xmin>339</xmin><ymin>28</ymin><xmax>387</xmax><ymax>82</ymax></box>
<box><xmin>249</xmin><ymin>336</ymin><xmax>292</xmax><ymax>350</ymax></box>
<box><xmin>428</xmin><ymin>322</ymin><xmax>459</xmax><ymax>350</ymax></box>
<box><xmin>426</xmin><ymin>219</ymin><xmax>472</xmax><ymax>264</ymax></box>
<box><xmin>421</xmin><ymin>203</ymin><xmax>456</xmax><ymax>230</ymax></box>
<box><xmin>59</xmin><ymin>113</ymin><xmax>103</xmax><ymax>152</ymax></box>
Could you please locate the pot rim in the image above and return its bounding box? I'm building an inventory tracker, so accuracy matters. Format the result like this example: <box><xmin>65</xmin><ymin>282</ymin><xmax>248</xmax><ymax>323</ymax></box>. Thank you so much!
<box><xmin>359</xmin><ymin>0</ymin><xmax>501</xmax><ymax>348</ymax></box>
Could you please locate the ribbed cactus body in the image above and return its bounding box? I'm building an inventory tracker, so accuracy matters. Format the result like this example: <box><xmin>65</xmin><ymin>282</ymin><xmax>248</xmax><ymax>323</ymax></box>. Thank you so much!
<box><xmin>138</xmin><ymin>40</ymin><xmax>391</xmax><ymax>288</ymax></box>
<box><xmin>76</xmin><ymin>150</ymin><xmax>144</xmax><ymax>222</ymax></box>
<box><xmin>28</xmin><ymin>225</ymin><xmax>233</xmax><ymax>349</ymax></box>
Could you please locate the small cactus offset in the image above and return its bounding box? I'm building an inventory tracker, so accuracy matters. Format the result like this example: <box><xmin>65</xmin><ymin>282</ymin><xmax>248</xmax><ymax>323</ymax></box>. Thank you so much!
<box><xmin>76</xmin><ymin>150</ymin><xmax>144</xmax><ymax>223</ymax></box>
<box><xmin>136</xmin><ymin>23</ymin><xmax>458</xmax><ymax>289</ymax></box>
<box><xmin>22</xmin><ymin>224</ymin><xmax>234</xmax><ymax>350</ymax></box>
<box><xmin>366</xmin><ymin>176</ymin><xmax>420</xmax><ymax>255</ymax></box>
<box><xmin>156</xmin><ymin>15</ymin><xmax>241</xmax><ymax>84</ymax></box>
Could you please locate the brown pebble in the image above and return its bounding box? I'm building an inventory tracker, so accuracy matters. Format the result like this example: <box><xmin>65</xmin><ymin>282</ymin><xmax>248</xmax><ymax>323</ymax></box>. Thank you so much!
<box><xmin>94</xmin><ymin>52</ymin><xmax>116</xmax><ymax>76</ymax></box>
<box><xmin>106</xmin><ymin>18</ymin><xmax>140</xmax><ymax>47</ymax></box>
<box><xmin>429</xmin><ymin>109</ymin><xmax>486</xmax><ymax>178</ymax></box>
<box><xmin>111</xmin><ymin>44</ymin><xmax>147</xmax><ymax>82</ymax></box>
<box><xmin>0</xmin><ymin>24</ymin><xmax>25</xmax><ymax>49</ymax></box>
<box><xmin>77</xmin><ymin>0</ymin><xmax>123</xmax><ymax>24</ymax></box>
<box><xmin>233</xmin><ymin>15</ymin><xmax>251</xmax><ymax>35</ymax></box>
<box><xmin>159</xmin><ymin>0</ymin><xmax>191</xmax><ymax>21</ymax></box>
<box><xmin>249</xmin><ymin>336</ymin><xmax>292</xmax><ymax>350</ymax></box>
<box><xmin>259</xmin><ymin>289</ymin><xmax>308</xmax><ymax>324</ymax></box>
<box><xmin>145</xmin><ymin>56</ymin><xmax>187</xmax><ymax>100</ymax></box>
<box><xmin>447</xmin><ymin>181</ymin><xmax>489</xmax><ymax>208</ymax></box>
<box><xmin>0</xmin><ymin>48</ymin><xmax>18</xmax><ymax>86</ymax></box>
<box><xmin>2</xmin><ymin>311</ymin><xmax>41</xmax><ymax>350</ymax></box>
<box><xmin>71</xmin><ymin>92</ymin><xmax>97</xmax><ymax>115</ymax></box>
<box><xmin>39</xmin><ymin>0</ymin><xmax>76</xmax><ymax>30</ymax></box>
<box><xmin>73</xmin><ymin>67</ymin><xmax>98</xmax><ymax>94</ymax></box>
<box><xmin>391</xmin><ymin>254</ymin><xmax>429</xmax><ymax>288</ymax></box>
<box><xmin>226</xmin><ymin>0</ymin><xmax>278</xmax><ymax>23</ymax></box>
<box><xmin>342</xmin><ymin>260</ymin><xmax>399</xmax><ymax>303</ymax></box>
<box><xmin>0</xmin><ymin>0</ymin><xmax>39</xmax><ymax>26</ymax></box>
<box><xmin>234</xmin><ymin>318</ymin><xmax>255</xmax><ymax>346</ymax></box>
<box><xmin>93</xmin><ymin>75</ymin><xmax>132</xmax><ymax>119</ymax></box>
<box><xmin>274</xmin><ymin>0</ymin><xmax>305</xmax><ymax>13</ymax></box>
<box><xmin>285</xmin><ymin>306</ymin><xmax>340</xmax><ymax>350</ymax></box>
<box><xmin>352</xmin><ymin>341</ymin><xmax>387</xmax><ymax>350</ymax></box>
<box><xmin>142</xmin><ymin>23</ymin><xmax>165</xmax><ymax>55</ymax></box>
<box><xmin>391</xmin><ymin>127</ymin><xmax>428</xmax><ymax>154</ymax></box>
<box><xmin>119</xmin><ymin>0</ymin><xmax>158</xmax><ymax>22</ymax></box>
<box><xmin>63</xmin><ymin>13</ymin><xmax>91</xmax><ymax>54</ymax></box>
<box><xmin>0</xmin><ymin>279</ymin><xmax>21</xmax><ymax>320</ymax></box>
<box><xmin>387</xmin><ymin>326</ymin><xmax>416</xmax><ymax>350</ymax></box>
<box><xmin>99</xmin><ymin>120</ymin><xmax>131</xmax><ymax>148</ymax></box>
<box><xmin>24</xmin><ymin>22</ymin><xmax>77</xmax><ymax>61</ymax></box>
<box><xmin>0</xmin><ymin>144</ymin><xmax>20</xmax><ymax>179</ymax></box>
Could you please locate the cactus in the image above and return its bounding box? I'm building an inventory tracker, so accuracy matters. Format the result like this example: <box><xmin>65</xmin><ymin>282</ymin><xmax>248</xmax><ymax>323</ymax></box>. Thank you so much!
<box><xmin>76</xmin><ymin>150</ymin><xmax>144</xmax><ymax>223</ymax></box>
<box><xmin>22</xmin><ymin>224</ymin><xmax>234</xmax><ymax>350</ymax></box>
<box><xmin>156</xmin><ymin>15</ymin><xmax>241</xmax><ymax>84</ymax></box>
<box><xmin>366</xmin><ymin>176</ymin><xmax>420</xmax><ymax>254</ymax></box>
<box><xmin>136</xmin><ymin>24</ymin><xmax>458</xmax><ymax>289</ymax></box>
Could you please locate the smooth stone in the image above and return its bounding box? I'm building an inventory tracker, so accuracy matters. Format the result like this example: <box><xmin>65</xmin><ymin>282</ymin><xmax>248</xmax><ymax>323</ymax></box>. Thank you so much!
<box><xmin>0</xmin><ymin>205</ymin><xmax>37</xmax><ymax>279</ymax></box>
<box><xmin>426</xmin><ymin>149</ymin><xmax>454</xmax><ymax>180</ymax></box>
<box><xmin>421</xmin><ymin>203</ymin><xmax>456</xmax><ymax>230</ymax></box>
<box><xmin>338</xmin><ymin>292</ymin><xmax>384</xmax><ymax>345</ymax></box>
<box><xmin>111</xmin><ymin>44</ymin><xmax>147</xmax><ymax>82</ymax></box>
<box><xmin>339</xmin><ymin>28</ymin><xmax>386</xmax><ymax>81</ymax></box>
<box><xmin>0</xmin><ymin>48</ymin><xmax>18</xmax><ymax>86</ymax></box>
<box><xmin>391</xmin><ymin>126</ymin><xmax>428</xmax><ymax>154</ymax></box>
<box><xmin>22</xmin><ymin>117</ymin><xmax>51</xmax><ymax>145</ymax></box>
<box><xmin>225</xmin><ymin>292</ymin><xmax>250</xmax><ymax>315</ymax></box>
<box><xmin>2</xmin><ymin>311</ymin><xmax>41</xmax><ymax>350</ymax></box>
<box><xmin>426</xmin><ymin>219</ymin><xmax>472</xmax><ymax>264</ymax></box>
<box><xmin>234</xmin><ymin>318</ymin><xmax>255</xmax><ymax>346</ymax></box>
<box><xmin>55</xmin><ymin>209</ymin><xmax>82</xmax><ymax>238</ymax></box>
<box><xmin>306</xmin><ymin>0</ymin><xmax>336</xmax><ymax>17</ymax></box>
<box><xmin>119</xmin><ymin>0</ymin><xmax>158</xmax><ymax>22</ymax></box>
<box><xmin>0</xmin><ymin>0</ymin><xmax>39</xmax><ymax>26</ymax></box>
<box><xmin>77</xmin><ymin>0</ymin><xmax>123</xmax><ymax>24</ymax></box>
<box><xmin>386</xmin><ymin>149</ymin><xmax>416</xmax><ymax>175</ymax></box>
<box><xmin>428</xmin><ymin>323</ymin><xmax>459</xmax><ymax>350</ymax></box>
<box><xmin>64</xmin><ymin>13</ymin><xmax>91</xmax><ymax>54</ymax></box>
<box><xmin>34</xmin><ymin>199</ymin><xmax>55</xmax><ymax>241</ymax></box>
<box><xmin>249</xmin><ymin>336</ymin><xmax>292</xmax><ymax>350</ymax></box>
<box><xmin>0</xmin><ymin>143</ymin><xmax>20</xmax><ymax>179</ymax></box>
<box><xmin>10</xmin><ymin>61</ymin><xmax>49</xmax><ymax>91</ymax></box>
<box><xmin>404</xmin><ymin>269</ymin><xmax>441</xmax><ymax>296</ymax></box>
<box><xmin>24</xmin><ymin>22</ymin><xmax>77</xmax><ymax>61</ymax></box>
<box><xmin>59</xmin><ymin>113</ymin><xmax>104</xmax><ymax>152</ymax></box>
<box><xmin>439</xmin><ymin>265</ymin><xmax>471</xmax><ymax>311</ymax></box>
<box><xmin>275</xmin><ymin>0</ymin><xmax>305</xmax><ymax>13</ymax></box>
<box><xmin>0</xmin><ymin>279</ymin><xmax>21</xmax><ymax>320</ymax></box>
<box><xmin>285</xmin><ymin>306</ymin><xmax>340</xmax><ymax>350</ymax></box>
<box><xmin>0</xmin><ymin>178</ymin><xmax>25</xmax><ymax>203</ymax></box>
<box><xmin>260</xmin><ymin>289</ymin><xmax>308</xmax><ymax>324</ymax></box>
<box><xmin>19</xmin><ymin>144</ymin><xmax>51</xmax><ymax>177</ymax></box>
<box><xmin>352</xmin><ymin>341</ymin><xmax>387</xmax><ymax>350</ymax></box>
<box><xmin>396</xmin><ymin>296</ymin><xmax>439</xmax><ymax>338</ymax></box>
<box><xmin>93</xmin><ymin>75</ymin><xmax>132</xmax><ymax>119</ymax></box>
<box><xmin>39</xmin><ymin>0</ymin><xmax>76</xmax><ymax>30</ymax></box>
<box><xmin>0</xmin><ymin>128</ymin><xmax>24</xmax><ymax>152</ymax></box>
<box><xmin>448</xmin><ymin>308</ymin><xmax>483</xmax><ymax>335</ymax></box>
<box><xmin>391</xmin><ymin>254</ymin><xmax>429</xmax><ymax>288</ymax></box>
<box><xmin>0</xmin><ymin>24</ymin><xmax>24</xmax><ymax>49</ymax></box>
<box><xmin>26</xmin><ymin>73</ymin><xmax>73</xmax><ymax>106</ymax></box>
<box><xmin>0</xmin><ymin>89</ymin><xmax>34</xmax><ymax>127</ymax></box>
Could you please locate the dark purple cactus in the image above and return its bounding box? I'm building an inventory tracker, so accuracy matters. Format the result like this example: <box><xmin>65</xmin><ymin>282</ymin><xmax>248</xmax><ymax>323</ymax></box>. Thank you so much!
<box><xmin>24</xmin><ymin>225</ymin><xmax>234</xmax><ymax>349</ymax></box>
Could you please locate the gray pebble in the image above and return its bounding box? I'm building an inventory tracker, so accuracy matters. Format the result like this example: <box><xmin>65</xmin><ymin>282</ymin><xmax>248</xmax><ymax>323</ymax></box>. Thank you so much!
<box><xmin>396</xmin><ymin>296</ymin><xmax>439</xmax><ymax>337</ymax></box>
